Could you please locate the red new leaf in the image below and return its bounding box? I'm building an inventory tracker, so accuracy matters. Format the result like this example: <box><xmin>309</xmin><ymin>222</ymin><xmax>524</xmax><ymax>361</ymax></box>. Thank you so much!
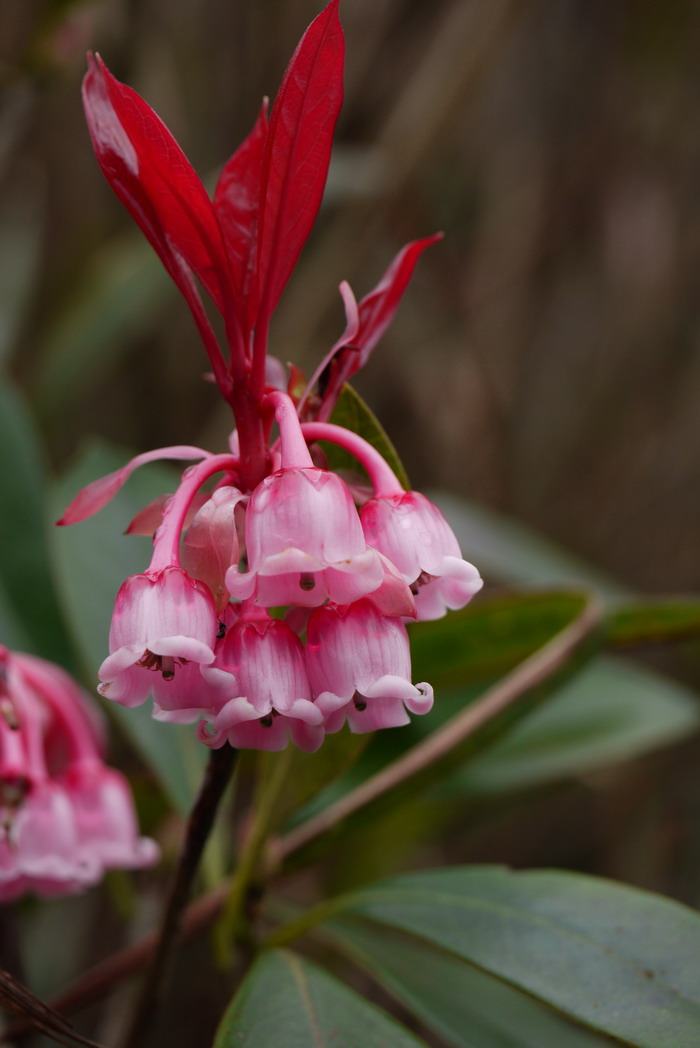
<box><xmin>82</xmin><ymin>55</ymin><xmax>233</xmax><ymax>388</ymax></box>
<box><xmin>83</xmin><ymin>56</ymin><xmax>229</xmax><ymax>308</ymax></box>
<box><xmin>256</xmin><ymin>0</ymin><xmax>344</xmax><ymax>324</ymax></box>
<box><xmin>214</xmin><ymin>101</ymin><xmax>268</xmax><ymax>336</ymax></box>
<box><xmin>306</xmin><ymin>234</ymin><xmax>443</xmax><ymax>419</ymax></box>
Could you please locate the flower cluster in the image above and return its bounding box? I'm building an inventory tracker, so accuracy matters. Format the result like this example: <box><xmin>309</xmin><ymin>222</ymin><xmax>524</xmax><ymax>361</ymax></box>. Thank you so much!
<box><xmin>0</xmin><ymin>647</ymin><xmax>157</xmax><ymax>901</ymax></box>
<box><xmin>60</xmin><ymin>0</ymin><xmax>483</xmax><ymax>754</ymax></box>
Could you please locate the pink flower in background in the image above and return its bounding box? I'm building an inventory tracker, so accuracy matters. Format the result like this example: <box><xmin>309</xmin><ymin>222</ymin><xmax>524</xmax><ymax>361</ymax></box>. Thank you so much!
<box><xmin>306</xmin><ymin>600</ymin><xmax>433</xmax><ymax>733</ymax></box>
<box><xmin>0</xmin><ymin>648</ymin><xmax>157</xmax><ymax>901</ymax></box>
<box><xmin>360</xmin><ymin>491</ymin><xmax>483</xmax><ymax>620</ymax></box>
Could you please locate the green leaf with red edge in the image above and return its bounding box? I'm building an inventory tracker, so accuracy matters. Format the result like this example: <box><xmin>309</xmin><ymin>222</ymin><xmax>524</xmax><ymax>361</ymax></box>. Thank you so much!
<box><xmin>255</xmin><ymin>0</ymin><xmax>344</xmax><ymax>321</ymax></box>
<box><xmin>212</xmin><ymin>948</ymin><xmax>428</xmax><ymax>1048</ymax></box>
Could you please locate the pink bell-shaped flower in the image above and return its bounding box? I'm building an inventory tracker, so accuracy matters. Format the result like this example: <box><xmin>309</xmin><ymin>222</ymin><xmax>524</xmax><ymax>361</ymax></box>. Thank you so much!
<box><xmin>0</xmin><ymin>781</ymin><xmax>102</xmax><ymax>901</ymax></box>
<box><xmin>360</xmin><ymin>491</ymin><xmax>483</xmax><ymax>620</ymax></box>
<box><xmin>0</xmin><ymin>649</ymin><xmax>159</xmax><ymax>901</ymax></box>
<box><xmin>227</xmin><ymin>391</ymin><xmax>383</xmax><ymax>608</ymax></box>
<box><xmin>60</xmin><ymin>760</ymin><xmax>159</xmax><ymax>870</ymax></box>
<box><xmin>306</xmin><ymin>599</ymin><xmax>433</xmax><ymax>733</ymax></box>
<box><xmin>227</xmin><ymin>468</ymin><xmax>383</xmax><ymax>607</ymax></box>
<box><xmin>198</xmin><ymin>606</ymin><xmax>324</xmax><ymax>752</ymax></box>
<box><xmin>98</xmin><ymin>565</ymin><xmax>218</xmax><ymax>707</ymax></box>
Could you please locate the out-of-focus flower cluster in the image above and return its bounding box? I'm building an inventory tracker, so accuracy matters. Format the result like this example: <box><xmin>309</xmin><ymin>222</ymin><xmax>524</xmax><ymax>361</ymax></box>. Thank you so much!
<box><xmin>0</xmin><ymin>647</ymin><xmax>158</xmax><ymax>901</ymax></box>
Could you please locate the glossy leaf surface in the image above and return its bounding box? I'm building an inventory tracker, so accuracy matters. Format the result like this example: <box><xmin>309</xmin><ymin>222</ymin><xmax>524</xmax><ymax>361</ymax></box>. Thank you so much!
<box><xmin>214</xmin><ymin>102</ymin><xmax>268</xmax><ymax>334</ymax></box>
<box><xmin>82</xmin><ymin>55</ymin><xmax>228</xmax><ymax>310</ymax></box>
<box><xmin>256</xmin><ymin>0</ymin><xmax>344</xmax><ymax>320</ymax></box>
<box><xmin>325</xmin><ymin>866</ymin><xmax>700</xmax><ymax>1048</ymax></box>
<box><xmin>213</xmin><ymin>948</ymin><xmax>427</xmax><ymax>1048</ymax></box>
<box><xmin>326</xmin><ymin>918</ymin><xmax>615</xmax><ymax>1048</ymax></box>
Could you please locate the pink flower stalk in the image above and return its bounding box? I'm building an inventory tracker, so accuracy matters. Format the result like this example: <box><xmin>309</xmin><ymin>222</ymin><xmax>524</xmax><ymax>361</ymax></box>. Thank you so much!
<box><xmin>227</xmin><ymin>394</ymin><xmax>384</xmax><ymax>607</ymax></box>
<box><xmin>0</xmin><ymin>648</ymin><xmax>157</xmax><ymax>901</ymax></box>
<box><xmin>198</xmin><ymin>605</ymin><xmax>324</xmax><ymax>752</ymax></box>
<box><xmin>306</xmin><ymin>600</ymin><xmax>433</xmax><ymax>733</ymax></box>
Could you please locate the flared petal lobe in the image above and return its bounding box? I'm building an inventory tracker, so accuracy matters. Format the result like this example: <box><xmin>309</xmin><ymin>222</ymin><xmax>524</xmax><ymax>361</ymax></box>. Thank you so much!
<box><xmin>198</xmin><ymin>615</ymin><xmax>324</xmax><ymax>752</ymax></box>
<box><xmin>306</xmin><ymin>599</ymin><xmax>433</xmax><ymax>733</ymax></box>
<box><xmin>360</xmin><ymin>491</ymin><xmax>483</xmax><ymax>620</ymax></box>
<box><xmin>99</xmin><ymin>566</ymin><xmax>218</xmax><ymax>706</ymax></box>
<box><xmin>227</xmin><ymin>468</ymin><xmax>383</xmax><ymax>607</ymax></box>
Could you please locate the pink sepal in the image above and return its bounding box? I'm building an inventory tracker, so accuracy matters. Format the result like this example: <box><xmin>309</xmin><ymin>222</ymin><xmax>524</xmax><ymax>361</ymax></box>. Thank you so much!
<box><xmin>57</xmin><ymin>445</ymin><xmax>212</xmax><ymax>525</ymax></box>
<box><xmin>181</xmin><ymin>486</ymin><xmax>244</xmax><ymax>612</ymax></box>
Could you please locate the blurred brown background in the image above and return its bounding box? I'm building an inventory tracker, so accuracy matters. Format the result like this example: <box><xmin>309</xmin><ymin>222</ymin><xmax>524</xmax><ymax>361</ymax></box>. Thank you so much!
<box><xmin>3</xmin><ymin>0</ymin><xmax>700</xmax><ymax>595</ymax></box>
<box><xmin>2</xmin><ymin>4</ymin><xmax>700</xmax><ymax>1042</ymax></box>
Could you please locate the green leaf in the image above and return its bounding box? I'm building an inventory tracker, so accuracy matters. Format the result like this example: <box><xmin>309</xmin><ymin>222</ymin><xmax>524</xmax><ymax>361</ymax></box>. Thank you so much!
<box><xmin>451</xmin><ymin>657</ymin><xmax>699</xmax><ymax>796</ymax></box>
<box><xmin>325</xmin><ymin>918</ymin><xmax>614</xmax><ymax>1048</ymax></box>
<box><xmin>213</xmin><ymin>948</ymin><xmax>428</xmax><ymax>1048</ymax></box>
<box><xmin>608</xmin><ymin>598</ymin><xmax>700</xmax><ymax>648</ymax></box>
<box><xmin>324</xmin><ymin>866</ymin><xmax>700</xmax><ymax>1048</ymax></box>
<box><xmin>328</xmin><ymin>383</ymin><xmax>410</xmax><ymax>490</ymax></box>
<box><xmin>433</xmin><ymin>493</ymin><xmax>625</xmax><ymax>596</ymax></box>
<box><xmin>35</xmin><ymin>236</ymin><xmax>170</xmax><ymax>422</ymax></box>
<box><xmin>50</xmin><ymin>440</ymin><xmax>206</xmax><ymax>813</ymax></box>
<box><xmin>410</xmin><ymin>589</ymin><xmax>591</xmax><ymax>689</ymax></box>
<box><xmin>0</xmin><ymin>381</ymin><xmax>75</xmax><ymax>663</ymax></box>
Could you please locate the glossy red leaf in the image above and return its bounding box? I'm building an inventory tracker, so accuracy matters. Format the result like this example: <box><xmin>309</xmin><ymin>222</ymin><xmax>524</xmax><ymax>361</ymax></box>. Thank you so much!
<box><xmin>307</xmin><ymin>234</ymin><xmax>443</xmax><ymax>419</ymax></box>
<box><xmin>214</xmin><ymin>101</ymin><xmax>268</xmax><ymax>335</ymax></box>
<box><xmin>83</xmin><ymin>55</ymin><xmax>229</xmax><ymax>310</ymax></box>
<box><xmin>256</xmin><ymin>0</ymin><xmax>344</xmax><ymax>323</ymax></box>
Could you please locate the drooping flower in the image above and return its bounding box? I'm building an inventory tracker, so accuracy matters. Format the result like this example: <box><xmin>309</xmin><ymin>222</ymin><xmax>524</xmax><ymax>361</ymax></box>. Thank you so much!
<box><xmin>98</xmin><ymin>565</ymin><xmax>218</xmax><ymax>709</ymax></box>
<box><xmin>0</xmin><ymin>648</ymin><xmax>157</xmax><ymax>901</ymax></box>
<box><xmin>306</xmin><ymin>599</ymin><xmax>433</xmax><ymax>733</ymax></box>
<box><xmin>360</xmin><ymin>491</ymin><xmax>483</xmax><ymax>620</ymax></box>
<box><xmin>227</xmin><ymin>392</ymin><xmax>384</xmax><ymax>607</ymax></box>
<box><xmin>198</xmin><ymin>605</ymin><xmax>324</xmax><ymax>752</ymax></box>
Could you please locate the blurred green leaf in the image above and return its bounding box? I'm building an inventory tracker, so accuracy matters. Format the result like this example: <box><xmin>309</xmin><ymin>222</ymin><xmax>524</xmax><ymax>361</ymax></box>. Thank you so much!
<box><xmin>608</xmin><ymin>597</ymin><xmax>700</xmax><ymax>648</ymax></box>
<box><xmin>328</xmin><ymin>383</ymin><xmax>410</xmax><ymax>489</ymax></box>
<box><xmin>322</xmin><ymin>866</ymin><xmax>700</xmax><ymax>1048</ymax></box>
<box><xmin>50</xmin><ymin>440</ymin><xmax>206</xmax><ymax>813</ymax></box>
<box><xmin>434</xmin><ymin>493</ymin><xmax>626</xmax><ymax>596</ymax></box>
<box><xmin>445</xmin><ymin>656</ymin><xmax>699</xmax><ymax>797</ymax></box>
<box><xmin>0</xmin><ymin>183</ymin><xmax>43</xmax><ymax>370</ymax></box>
<box><xmin>35</xmin><ymin>237</ymin><xmax>170</xmax><ymax>422</ymax></box>
<box><xmin>213</xmin><ymin>948</ymin><xmax>428</xmax><ymax>1048</ymax></box>
<box><xmin>0</xmin><ymin>381</ymin><xmax>75</xmax><ymax>662</ymax></box>
<box><xmin>410</xmin><ymin>589</ymin><xmax>590</xmax><ymax>688</ymax></box>
<box><xmin>324</xmin><ymin>919</ymin><xmax>615</xmax><ymax>1048</ymax></box>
